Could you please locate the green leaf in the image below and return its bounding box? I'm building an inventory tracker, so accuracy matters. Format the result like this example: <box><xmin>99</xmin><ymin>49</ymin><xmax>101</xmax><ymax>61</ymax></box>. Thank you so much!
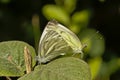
<box><xmin>0</xmin><ymin>57</ymin><xmax>22</xmax><ymax>76</ymax></box>
<box><xmin>71</xmin><ymin>9</ymin><xmax>92</xmax><ymax>29</ymax></box>
<box><xmin>88</xmin><ymin>57</ymin><xmax>102</xmax><ymax>79</ymax></box>
<box><xmin>0</xmin><ymin>41</ymin><xmax>36</xmax><ymax>76</ymax></box>
<box><xmin>18</xmin><ymin>57</ymin><xmax>91</xmax><ymax>80</ymax></box>
<box><xmin>55</xmin><ymin>0</ymin><xmax>77</xmax><ymax>13</ymax></box>
<box><xmin>79</xmin><ymin>28</ymin><xmax>105</xmax><ymax>57</ymax></box>
<box><xmin>42</xmin><ymin>5</ymin><xmax>70</xmax><ymax>25</ymax></box>
<box><xmin>98</xmin><ymin>58</ymin><xmax>120</xmax><ymax>80</ymax></box>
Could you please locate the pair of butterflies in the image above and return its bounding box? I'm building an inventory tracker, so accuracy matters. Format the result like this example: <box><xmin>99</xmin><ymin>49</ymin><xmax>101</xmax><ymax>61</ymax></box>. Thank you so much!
<box><xmin>37</xmin><ymin>20</ymin><xmax>84</xmax><ymax>64</ymax></box>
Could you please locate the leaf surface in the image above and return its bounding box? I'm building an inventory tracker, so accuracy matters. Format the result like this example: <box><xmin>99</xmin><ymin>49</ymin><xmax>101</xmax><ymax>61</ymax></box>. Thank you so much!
<box><xmin>18</xmin><ymin>57</ymin><xmax>91</xmax><ymax>80</ymax></box>
<box><xmin>0</xmin><ymin>41</ymin><xmax>36</xmax><ymax>76</ymax></box>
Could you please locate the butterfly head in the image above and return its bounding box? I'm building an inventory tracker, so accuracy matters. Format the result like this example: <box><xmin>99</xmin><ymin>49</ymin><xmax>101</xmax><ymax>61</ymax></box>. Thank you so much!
<box><xmin>72</xmin><ymin>46</ymin><xmax>84</xmax><ymax>58</ymax></box>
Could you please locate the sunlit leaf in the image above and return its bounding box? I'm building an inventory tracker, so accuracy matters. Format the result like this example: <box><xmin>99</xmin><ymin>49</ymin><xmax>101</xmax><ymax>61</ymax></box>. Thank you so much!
<box><xmin>71</xmin><ymin>9</ymin><xmax>92</xmax><ymax>29</ymax></box>
<box><xmin>70</xmin><ymin>23</ymin><xmax>82</xmax><ymax>34</ymax></box>
<box><xmin>88</xmin><ymin>57</ymin><xmax>102</xmax><ymax>79</ymax></box>
<box><xmin>55</xmin><ymin>0</ymin><xmax>77</xmax><ymax>13</ymax></box>
<box><xmin>42</xmin><ymin>5</ymin><xmax>70</xmax><ymax>25</ymax></box>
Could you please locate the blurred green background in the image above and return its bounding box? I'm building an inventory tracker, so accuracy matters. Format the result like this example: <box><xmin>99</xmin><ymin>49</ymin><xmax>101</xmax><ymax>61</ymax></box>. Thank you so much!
<box><xmin>0</xmin><ymin>0</ymin><xmax>120</xmax><ymax>80</ymax></box>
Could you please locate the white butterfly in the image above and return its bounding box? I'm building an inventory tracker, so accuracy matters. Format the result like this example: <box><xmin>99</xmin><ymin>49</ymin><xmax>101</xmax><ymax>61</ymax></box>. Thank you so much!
<box><xmin>37</xmin><ymin>20</ymin><xmax>83</xmax><ymax>63</ymax></box>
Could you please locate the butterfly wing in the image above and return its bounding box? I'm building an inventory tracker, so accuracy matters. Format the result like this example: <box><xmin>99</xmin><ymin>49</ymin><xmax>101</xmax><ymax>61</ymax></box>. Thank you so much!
<box><xmin>54</xmin><ymin>21</ymin><xmax>83</xmax><ymax>54</ymax></box>
<box><xmin>38</xmin><ymin>20</ymin><xmax>83</xmax><ymax>63</ymax></box>
<box><xmin>38</xmin><ymin>20</ymin><xmax>73</xmax><ymax>63</ymax></box>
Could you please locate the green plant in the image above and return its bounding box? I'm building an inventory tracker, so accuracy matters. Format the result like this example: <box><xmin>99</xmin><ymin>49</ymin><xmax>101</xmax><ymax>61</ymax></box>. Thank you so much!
<box><xmin>42</xmin><ymin>0</ymin><xmax>105</xmax><ymax>79</ymax></box>
<box><xmin>0</xmin><ymin>0</ymin><xmax>107</xmax><ymax>80</ymax></box>
<box><xmin>0</xmin><ymin>40</ymin><xmax>91</xmax><ymax>80</ymax></box>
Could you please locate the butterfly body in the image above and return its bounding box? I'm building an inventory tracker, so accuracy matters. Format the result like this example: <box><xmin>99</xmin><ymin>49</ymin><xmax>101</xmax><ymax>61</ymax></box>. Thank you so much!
<box><xmin>37</xmin><ymin>20</ymin><xmax>83</xmax><ymax>64</ymax></box>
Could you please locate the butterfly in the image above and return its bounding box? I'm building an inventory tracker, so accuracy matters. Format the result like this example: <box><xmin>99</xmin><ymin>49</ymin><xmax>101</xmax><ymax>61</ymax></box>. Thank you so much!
<box><xmin>37</xmin><ymin>20</ymin><xmax>84</xmax><ymax>64</ymax></box>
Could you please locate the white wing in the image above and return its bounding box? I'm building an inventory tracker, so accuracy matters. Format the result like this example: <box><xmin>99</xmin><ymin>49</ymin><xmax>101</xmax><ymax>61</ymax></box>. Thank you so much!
<box><xmin>37</xmin><ymin>20</ymin><xmax>83</xmax><ymax>63</ymax></box>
